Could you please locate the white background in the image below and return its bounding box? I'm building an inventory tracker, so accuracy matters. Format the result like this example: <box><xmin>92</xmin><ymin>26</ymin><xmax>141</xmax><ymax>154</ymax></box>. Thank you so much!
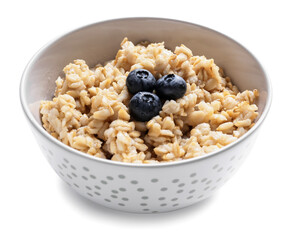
<box><xmin>1</xmin><ymin>0</ymin><xmax>290</xmax><ymax>239</ymax></box>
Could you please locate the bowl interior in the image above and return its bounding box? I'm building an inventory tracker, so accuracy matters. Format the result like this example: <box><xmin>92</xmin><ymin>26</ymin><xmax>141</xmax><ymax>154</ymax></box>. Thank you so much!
<box><xmin>22</xmin><ymin>18</ymin><xmax>270</xmax><ymax>127</ymax></box>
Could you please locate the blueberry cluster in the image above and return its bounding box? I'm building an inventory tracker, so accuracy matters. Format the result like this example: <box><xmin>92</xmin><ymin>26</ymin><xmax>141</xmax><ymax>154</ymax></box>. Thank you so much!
<box><xmin>127</xmin><ymin>69</ymin><xmax>187</xmax><ymax>122</ymax></box>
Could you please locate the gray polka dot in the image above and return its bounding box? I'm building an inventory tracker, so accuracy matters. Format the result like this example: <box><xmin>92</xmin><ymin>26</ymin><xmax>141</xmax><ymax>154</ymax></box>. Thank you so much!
<box><xmin>137</xmin><ymin>188</ymin><xmax>144</xmax><ymax>192</ymax></box>
<box><xmin>83</xmin><ymin>167</ymin><xmax>89</xmax><ymax>172</ymax></box>
<box><xmin>198</xmin><ymin>195</ymin><xmax>204</xmax><ymax>199</ymax></box>
<box><xmin>63</xmin><ymin>158</ymin><xmax>69</xmax><ymax>163</ymax></box>
<box><xmin>48</xmin><ymin>150</ymin><xmax>53</xmax><ymax>156</ymax></box>
<box><xmin>59</xmin><ymin>171</ymin><xmax>64</xmax><ymax>177</ymax></box>
<box><xmin>187</xmin><ymin>196</ymin><xmax>193</xmax><ymax>200</ymax></box>
<box><xmin>152</xmin><ymin>211</ymin><xmax>158</xmax><ymax>213</ymax></box>
<box><xmin>206</xmin><ymin>180</ymin><xmax>212</xmax><ymax>185</ymax></box>
<box><xmin>204</xmin><ymin>186</ymin><xmax>210</xmax><ymax>191</ymax></box>
<box><xmin>62</xmin><ymin>163</ymin><xmax>67</xmax><ymax>169</ymax></box>
<box><xmin>94</xmin><ymin>192</ymin><xmax>100</xmax><ymax>196</ymax></box>
<box><xmin>190</xmin><ymin>173</ymin><xmax>197</xmax><ymax>177</ymax></box>
<box><xmin>90</xmin><ymin>175</ymin><xmax>96</xmax><ymax>179</ymax></box>
<box><xmin>118</xmin><ymin>203</ymin><xmax>125</xmax><ymax>206</ymax></box>
<box><xmin>191</xmin><ymin>180</ymin><xmax>198</xmax><ymax>184</ymax></box>
<box><xmin>66</xmin><ymin>182</ymin><xmax>71</xmax><ymax>187</ymax></box>
<box><xmin>173</xmin><ymin>203</ymin><xmax>179</xmax><ymax>207</ymax></box>
<box><xmin>151</xmin><ymin>178</ymin><xmax>158</xmax><ymax>183</ymax></box>
<box><xmin>101</xmin><ymin>180</ymin><xmax>107</xmax><ymax>185</ymax></box>
<box><xmin>160</xmin><ymin>203</ymin><xmax>167</xmax><ymax>207</ymax></box>
<box><xmin>85</xmin><ymin>186</ymin><xmax>92</xmax><ymax>190</ymax></box>
<box><xmin>212</xmin><ymin>164</ymin><xmax>219</xmax><ymax>170</ymax></box>
<box><xmin>230</xmin><ymin>168</ymin><xmax>235</xmax><ymax>173</ymax></box>
<box><xmin>131</xmin><ymin>180</ymin><xmax>138</xmax><ymax>184</ymax></box>
<box><xmin>227</xmin><ymin>166</ymin><xmax>232</xmax><ymax>171</ymax></box>
<box><xmin>211</xmin><ymin>186</ymin><xmax>217</xmax><ymax>191</ymax></box>
<box><xmin>143</xmin><ymin>209</ymin><xmax>149</xmax><ymax>211</ymax></box>
<box><xmin>94</xmin><ymin>185</ymin><xmax>101</xmax><ymax>190</ymax></box>
<box><xmin>67</xmin><ymin>174</ymin><xmax>72</xmax><ymax>179</ymax></box>
<box><xmin>141</xmin><ymin>196</ymin><xmax>149</xmax><ymax>200</ymax></box>
<box><xmin>140</xmin><ymin>203</ymin><xmax>147</xmax><ymax>206</ymax></box>
<box><xmin>158</xmin><ymin>197</ymin><xmax>165</xmax><ymax>201</ymax></box>
<box><xmin>217</xmin><ymin>167</ymin><xmax>223</xmax><ymax>172</ymax></box>
<box><xmin>177</xmin><ymin>189</ymin><xmax>184</xmax><ymax>194</ymax></box>
<box><xmin>118</xmin><ymin>175</ymin><xmax>125</xmax><ymax>179</ymax></box>
<box><xmin>122</xmin><ymin>197</ymin><xmax>129</xmax><ymax>201</ymax></box>
<box><xmin>119</xmin><ymin>188</ymin><xmax>126</xmax><ymax>192</ymax></box>
<box><xmin>172</xmin><ymin>179</ymin><xmax>179</xmax><ymax>183</ymax></box>
<box><xmin>216</xmin><ymin>178</ymin><xmax>222</xmax><ymax>182</ymax></box>
<box><xmin>82</xmin><ymin>176</ymin><xmax>88</xmax><ymax>180</ymax></box>
<box><xmin>57</xmin><ymin>164</ymin><xmax>62</xmax><ymax>170</ymax></box>
<box><xmin>189</xmin><ymin>189</ymin><xmax>196</xmax><ymax>194</ymax></box>
<box><xmin>73</xmin><ymin>183</ymin><xmax>79</xmax><ymax>188</ymax></box>
<box><xmin>72</xmin><ymin>173</ymin><xmax>77</xmax><ymax>178</ymax></box>
<box><xmin>112</xmin><ymin>190</ymin><xmax>118</xmax><ymax>194</ymax></box>
<box><xmin>230</xmin><ymin>156</ymin><xmax>235</xmax><ymax>161</ymax></box>
<box><xmin>70</xmin><ymin>165</ymin><xmax>76</xmax><ymax>170</ymax></box>
<box><xmin>171</xmin><ymin>198</ymin><xmax>178</xmax><ymax>201</ymax></box>
<box><xmin>178</xmin><ymin>183</ymin><xmax>185</xmax><ymax>187</ymax></box>
<box><xmin>87</xmin><ymin>193</ymin><xmax>93</xmax><ymax>197</ymax></box>
<box><xmin>111</xmin><ymin>195</ymin><xmax>117</xmax><ymax>199</ymax></box>
<box><xmin>106</xmin><ymin>176</ymin><xmax>114</xmax><ymax>181</ymax></box>
<box><xmin>104</xmin><ymin>199</ymin><xmax>111</xmax><ymax>202</ymax></box>
<box><xmin>160</xmin><ymin>187</ymin><xmax>168</xmax><ymax>191</ymax></box>
<box><xmin>201</xmin><ymin>178</ymin><xmax>207</xmax><ymax>183</ymax></box>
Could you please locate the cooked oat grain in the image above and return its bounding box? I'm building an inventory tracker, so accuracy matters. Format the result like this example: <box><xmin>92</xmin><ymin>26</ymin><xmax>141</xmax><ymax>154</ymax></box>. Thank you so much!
<box><xmin>40</xmin><ymin>38</ymin><xmax>259</xmax><ymax>163</ymax></box>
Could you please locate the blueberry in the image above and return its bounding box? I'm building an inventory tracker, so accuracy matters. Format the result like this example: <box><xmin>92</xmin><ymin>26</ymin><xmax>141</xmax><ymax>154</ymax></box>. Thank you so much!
<box><xmin>129</xmin><ymin>92</ymin><xmax>162</xmax><ymax>122</ymax></box>
<box><xmin>156</xmin><ymin>74</ymin><xmax>187</xmax><ymax>100</ymax></box>
<box><xmin>126</xmin><ymin>69</ymin><xmax>156</xmax><ymax>95</ymax></box>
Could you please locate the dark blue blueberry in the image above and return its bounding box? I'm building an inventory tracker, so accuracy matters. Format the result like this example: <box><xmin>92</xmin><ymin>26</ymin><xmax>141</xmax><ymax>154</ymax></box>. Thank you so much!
<box><xmin>129</xmin><ymin>92</ymin><xmax>162</xmax><ymax>122</ymax></box>
<box><xmin>126</xmin><ymin>69</ymin><xmax>156</xmax><ymax>95</ymax></box>
<box><xmin>156</xmin><ymin>74</ymin><xmax>187</xmax><ymax>100</ymax></box>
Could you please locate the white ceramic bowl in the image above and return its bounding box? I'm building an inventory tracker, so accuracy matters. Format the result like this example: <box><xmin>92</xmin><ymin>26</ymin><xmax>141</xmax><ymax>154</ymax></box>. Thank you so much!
<box><xmin>20</xmin><ymin>18</ymin><xmax>272</xmax><ymax>213</ymax></box>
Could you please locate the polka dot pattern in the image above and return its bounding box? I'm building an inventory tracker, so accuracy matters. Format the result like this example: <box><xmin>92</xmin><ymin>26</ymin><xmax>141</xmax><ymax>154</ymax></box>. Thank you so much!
<box><xmin>40</xmin><ymin>138</ymin><xmax>251</xmax><ymax>213</ymax></box>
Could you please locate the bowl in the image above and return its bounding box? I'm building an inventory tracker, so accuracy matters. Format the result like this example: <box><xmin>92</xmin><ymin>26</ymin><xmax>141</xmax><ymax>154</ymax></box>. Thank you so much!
<box><xmin>20</xmin><ymin>18</ymin><xmax>272</xmax><ymax>213</ymax></box>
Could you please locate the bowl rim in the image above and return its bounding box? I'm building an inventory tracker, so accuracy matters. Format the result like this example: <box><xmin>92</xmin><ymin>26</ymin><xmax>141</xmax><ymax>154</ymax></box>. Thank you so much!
<box><xmin>19</xmin><ymin>17</ymin><xmax>272</xmax><ymax>168</ymax></box>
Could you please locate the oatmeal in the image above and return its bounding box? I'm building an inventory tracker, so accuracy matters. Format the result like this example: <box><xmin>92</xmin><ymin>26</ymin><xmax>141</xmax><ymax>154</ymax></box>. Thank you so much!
<box><xmin>40</xmin><ymin>38</ymin><xmax>259</xmax><ymax>163</ymax></box>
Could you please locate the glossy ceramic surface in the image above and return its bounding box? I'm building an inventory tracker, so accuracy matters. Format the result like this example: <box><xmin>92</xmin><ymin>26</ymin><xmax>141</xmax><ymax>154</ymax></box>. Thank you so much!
<box><xmin>20</xmin><ymin>18</ymin><xmax>271</xmax><ymax>213</ymax></box>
